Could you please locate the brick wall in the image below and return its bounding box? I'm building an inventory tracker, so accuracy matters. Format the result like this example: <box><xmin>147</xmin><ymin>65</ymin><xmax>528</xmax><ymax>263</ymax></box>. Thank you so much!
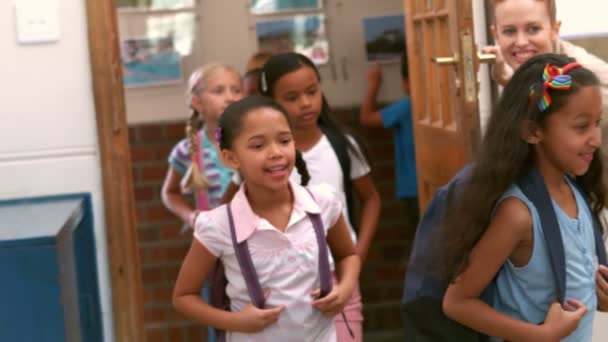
<box><xmin>129</xmin><ymin>107</ymin><xmax>418</xmax><ymax>342</ymax></box>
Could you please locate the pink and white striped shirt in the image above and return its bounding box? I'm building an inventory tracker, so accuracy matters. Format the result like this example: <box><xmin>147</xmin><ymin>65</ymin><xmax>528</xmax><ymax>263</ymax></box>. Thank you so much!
<box><xmin>194</xmin><ymin>181</ymin><xmax>343</xmax><ymax>342</ymax></box>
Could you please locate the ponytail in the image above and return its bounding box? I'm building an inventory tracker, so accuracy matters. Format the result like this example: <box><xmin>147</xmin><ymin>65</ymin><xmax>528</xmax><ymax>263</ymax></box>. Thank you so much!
<box><xmin>180</xmin><ymin>109</ymin><xmax>208</xmax><ymax>193</ymax></box>
<box><xmin>295</xmin><ymin>150</ymin><xmax>310</xmax><ymax>186</ymax></box>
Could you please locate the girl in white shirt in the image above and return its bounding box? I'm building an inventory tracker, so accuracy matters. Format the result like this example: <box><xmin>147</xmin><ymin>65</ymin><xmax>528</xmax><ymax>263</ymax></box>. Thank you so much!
<box><xmin>172</xmin><ymin>95</ymin><xmax>360</xmax><ymax>341</ymax></box>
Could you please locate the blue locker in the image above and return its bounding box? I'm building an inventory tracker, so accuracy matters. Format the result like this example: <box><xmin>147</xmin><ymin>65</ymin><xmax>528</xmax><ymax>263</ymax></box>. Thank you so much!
<box><xmin>0</xmin><ymin>194</ymin><xmax>103</xmax><ymax>342</ymax></box>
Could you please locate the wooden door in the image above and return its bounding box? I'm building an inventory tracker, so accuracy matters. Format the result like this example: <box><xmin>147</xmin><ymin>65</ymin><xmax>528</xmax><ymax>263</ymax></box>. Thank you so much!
<box><xmin>404</xmin><ymin>0</ymin><xmax>487</xmax><ymax>210</ymax></box>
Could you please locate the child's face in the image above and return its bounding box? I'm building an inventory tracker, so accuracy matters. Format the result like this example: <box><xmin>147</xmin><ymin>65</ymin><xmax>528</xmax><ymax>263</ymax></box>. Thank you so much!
<box><xmin>223</xmin><ymin>107</ymin><xmax>295</xmax><ymax>191</ymax></box>
<box><xmin>194</xmin><ymin>69</ymin><xmax>243</xmax><ymax>124</ymax></box>
<box><xmin>531</xmin><ymin>86</ymin><xmax>602</xmax><ymax>176</ymax></box>
<box><xmin>272</xmin><ymin>66</ymin><xmax>323</xmax><ymax>131</ymax></box>
<box><xmin>492</xmin><ymin>0</ymin><xmax>560</xmax><ymax>70</ymax></box>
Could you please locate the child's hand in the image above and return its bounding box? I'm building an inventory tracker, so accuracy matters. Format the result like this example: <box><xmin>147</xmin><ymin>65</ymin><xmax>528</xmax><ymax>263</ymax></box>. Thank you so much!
<box><xmin>311</xmin><ymin>285</ymin><xmax>349</xmax><ymax>317</ymax></box>
<box><xmin>597</xmin><ymin>265</ymin><xmax>608</xmax><ymax>311</ymax></box>
<box><xmin>235</xmin><ymin>290</ymin><xmax>285</xmax><ymax>333</ymax></box>
<box><xmin>366</xmin><ymin>63</ymin><xmax>382</xmax><ymax>91</ymax></box>
<box><xmin>542</xmin><ymin>299</ymin><xmax>587</xmax><ymax>341</ymax></box>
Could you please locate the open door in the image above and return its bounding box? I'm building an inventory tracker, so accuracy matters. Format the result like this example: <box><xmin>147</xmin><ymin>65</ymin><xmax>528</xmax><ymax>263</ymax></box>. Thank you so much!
<box><xmin>404</xmin><ymin>0</ymin><xmax>492</xmax><ymax>210</ymax></box>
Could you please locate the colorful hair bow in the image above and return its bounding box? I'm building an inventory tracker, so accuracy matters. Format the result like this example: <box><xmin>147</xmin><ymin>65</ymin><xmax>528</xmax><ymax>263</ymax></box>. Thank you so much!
<box><xmin>530</xmin><ymin>62</ymin><xmax>581</xmax><ymax>112</ymax></box>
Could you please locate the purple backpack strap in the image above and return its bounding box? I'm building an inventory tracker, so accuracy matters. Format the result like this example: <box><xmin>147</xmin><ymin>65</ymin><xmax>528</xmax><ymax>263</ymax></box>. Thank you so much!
<box><xmin>305</xmin><ymin>187</ymin><xmax>355</xmax><ymax>339</ymax></box>
<box><xmin>307</xmin><ymin>211</ymin><xmax>332</xmax><ymax>297</ymax></box>
<box><xmin>226</xmin><ymin>204</ymin><xmax>265</xmax><ymax>308</ymax></box>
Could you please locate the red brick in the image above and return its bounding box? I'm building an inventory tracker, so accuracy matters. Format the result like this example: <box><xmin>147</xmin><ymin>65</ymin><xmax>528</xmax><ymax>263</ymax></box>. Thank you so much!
<box><xmin>186</xmin><ymin>324</ymin><xmax>205</xmax><ymax>341</ymax></box>
<box><xmin>154</xmin><ymin>286</ymin><xmax>174</xmax><ymax>304</ymax></box>
<box><xmin>165</xmin><ymin>122</ymin><xmax>187</xmax><ymax>140</ymax></box>
<box><xmin>379</xmin><ymin>205</ymin><xmax>402</xmax><ymax>221</ymax></box>
<box><xmin>156</xmin><ymin>144</ymin><xmax>175</xmax><ymax>162</ymax></box>
<box><xmin>367</xmin><ymin>143</ymin><xmax>395</xmax><ymax>161</ymax></box>
<box><xmin>166</xmin><ymin>264</ymin><xmax>182</xmax><ymax>283</ymax></box>
<box><xmin>145</xmin><ymin>326</ymin><xmax>165</xmax><ymax>342</ymax></box>
<box><xmin>134</xmin><ymin>185</ymin><xmax>157</xmax><ymax>202</ymax></box>
<box><xmin>143</xmin><ymin>288</ymin><xmax>154</xmax><ymax>305</ymax></box>
<box><xmin>128</xmin><ymin>127</ymin><xmax>140</xmax><ymax>144</ymax></box>
<box><xmin>371</xmin><ymin>164</ymin><xmax>394</xmax><ymax>179</ymax></box>
<box><xmin>131</xmin><ymin>145</ymin><xmax>156</xmax><ymax>163</ymax></box>
<box><xmin>141</xmin><ymin>165</ymin><xmax>167</xmax><ymax>183</ymax></box>
<box><xmin>135</xmin><ymin>206</ymin><xmax>147</xmax><ymax>225</ymax></box>
<box><xmin>147</xmin><ymin>203</ymin><xmax>174</xmax><ymax>221</ymax></box>
<box><xmin>359</xmin><ymin>127</ymin><xmax>392</xmax><ymax>140</ymax></box>
<box><xmin>142</xmin><ymin>267</ymin><xmax>164</xmax><ymax>284</ymax></box>
<box><xmin>166</xmin><ymin>244</ymin><xmax>190</xmax><ymax>263</ymax></box>
<box><xmin>139</xmin><ymin>126</ymin><xmax>164</xmax><ymax>142</ymax></box>
<box><xmin>144</xmin><ymin>306</ymin><xmax>167</xmax><ymax>323</ymax></box>
<box><xmin>168</xmin><ymin>325</ymin><xmax>185</xmax><ymax>341</ymax></box>
<box><xmin>141</xmin><ymin>247</ymin><xmax>167</xmax><ymax>265</ymax></box>
<box><xmin>160</xmin><ymin>223</ymin><xmax>185</xmax><ymax>240</ymax></box>
<box><xmin>138</xmin><ymin>226</ymin><xmax>160</xmax><ymax>243</ymax></box>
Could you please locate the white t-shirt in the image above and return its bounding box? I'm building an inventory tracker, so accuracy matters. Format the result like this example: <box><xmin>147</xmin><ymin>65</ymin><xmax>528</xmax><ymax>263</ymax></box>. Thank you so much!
<box><xmin>232</xmin><ymin>134</ymin><xmax>370</xmax><ymax>243</ymax></box>
<box><xmin>195</xmin><ymin>181</ymin><xmax>342</xmax><ymax>342</ymax></box>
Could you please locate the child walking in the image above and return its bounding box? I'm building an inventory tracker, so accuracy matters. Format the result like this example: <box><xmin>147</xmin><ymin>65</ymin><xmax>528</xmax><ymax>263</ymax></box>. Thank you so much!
<box><xmin>442</xmin><ymin>54</ymin><xmax>606</xmax><ymax>341</ymax></box>
<box><xmin>161</xmin><ymin>63</ymin><xmax>243</xmax><ymax>342</ymax></box>
<box><xmin>172</xmin><ymin>95</ymin><xmax>361</xmax><ymax>341</ymax></box>
<box><xmin>162</xmin><ymin>63</ymin><xmax>243</xmax><ymax>229</ymax></box>
<box><xmin>223</xmin><ymin>52</ymin><xmax>380</xmax><ymax>341</ymax></box>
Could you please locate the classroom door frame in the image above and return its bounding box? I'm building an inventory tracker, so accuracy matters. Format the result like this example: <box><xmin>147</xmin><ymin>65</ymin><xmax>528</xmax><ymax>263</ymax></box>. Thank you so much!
<box><xmin>85</xmin><ymin>0</ymin><xmax>145</xmax><ymax>341</ymax></box>
<box><xmin>404</xmin><ymin>0</ymin><xmax>489</xmax><ymax>211</ymax></box>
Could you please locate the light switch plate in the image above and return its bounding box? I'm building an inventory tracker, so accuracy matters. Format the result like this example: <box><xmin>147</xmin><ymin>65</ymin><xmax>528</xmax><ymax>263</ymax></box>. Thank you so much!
<box><xmin>15</xmin><ymin>0</ymin><xmax>60</xmax><ymax>44</ymax></box>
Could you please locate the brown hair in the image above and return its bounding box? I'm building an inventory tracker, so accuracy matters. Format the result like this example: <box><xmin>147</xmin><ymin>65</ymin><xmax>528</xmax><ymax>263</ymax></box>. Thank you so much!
<box><xmin>246</xmin><ymin>52</ymin><xmax>273</xmax><ymax>74</ymax></box>
<box><xmin>488</xmin><ymin>0</ymin><xmax>556</xmax><ymax>23</ymax></box>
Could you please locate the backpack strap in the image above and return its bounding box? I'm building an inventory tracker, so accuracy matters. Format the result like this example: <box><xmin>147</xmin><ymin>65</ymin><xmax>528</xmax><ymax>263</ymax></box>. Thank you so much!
<box><xmin>226</xmin><ymin>204</ymin><xmax>265</xmax><ymax>308</ymax></box>
<box><xmin>304</xmin><ymin>187</ymin><xmax>354</xmax><ymax>338</ymax></box>
<box><xmin>307</xmin><ymin>211</ymin><xmax>333</xmax><ymax>297</ymax></box>
<box><xmin>319</xmin><ymin>125</ymin><xmax>358</xmax><ymax>234</ymax></box>
<box><xmin>568</xmin><ymin>179</ymin><xmax>607</xmax><ymax>266</ymax></box>
<box><xmin>516</xmin><ymin>168</ymin><xmax>566</xmax><ymax>304</ymax></box>
<box><xmin>303</xmin><ymin>187</ymin><xmax>333</xmax><ymax>296</ymax></box>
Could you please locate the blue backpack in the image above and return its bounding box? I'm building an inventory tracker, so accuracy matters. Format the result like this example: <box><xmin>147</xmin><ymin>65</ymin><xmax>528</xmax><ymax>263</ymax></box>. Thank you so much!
<box><xmin>401</xmin><ymin>166</ymin><xmax>607</xmax><ymax>341</ymax></box>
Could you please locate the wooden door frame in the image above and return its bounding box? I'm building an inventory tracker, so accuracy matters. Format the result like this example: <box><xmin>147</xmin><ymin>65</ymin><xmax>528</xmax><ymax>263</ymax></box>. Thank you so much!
<box><xmin>85</xmin><ymin>0</ymin><xmax>145</xmax><ymax>341</ymax></box>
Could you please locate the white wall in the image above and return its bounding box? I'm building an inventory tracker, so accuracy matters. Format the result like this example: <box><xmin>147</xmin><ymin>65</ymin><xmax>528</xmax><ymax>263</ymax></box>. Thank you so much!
<box><xmin>1</xmin><ymin>1</ymin><xmax>113</xmax><ymax>341</ymax></box>
<box><xmin>557</xmin><ymin>0</ymin><xmax>608</xmax><ymax>38</ymax></box>
<box><xmin>122</xmin><ymin>0</ymin><xmax>406</xmax><ymax>124</ymax></box>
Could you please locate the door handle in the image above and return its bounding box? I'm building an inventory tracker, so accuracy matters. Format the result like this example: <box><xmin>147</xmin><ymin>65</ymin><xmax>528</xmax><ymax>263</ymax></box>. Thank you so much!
<box><xmin>432</xmin><ymin>53</ymin><xmax>495</xmax><ymax>65</ymax></box>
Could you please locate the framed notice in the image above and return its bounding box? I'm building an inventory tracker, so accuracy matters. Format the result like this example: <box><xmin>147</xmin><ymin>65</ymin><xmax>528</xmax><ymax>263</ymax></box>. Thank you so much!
<box><xmin>256</xmin><ymin>14</ymin><xmax>329</xmax><ymax>65</ymax></box>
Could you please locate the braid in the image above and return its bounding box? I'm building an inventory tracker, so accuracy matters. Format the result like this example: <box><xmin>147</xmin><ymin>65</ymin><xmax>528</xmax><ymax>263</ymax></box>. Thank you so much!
<box><xmin>180</xmin><ymin>109</ymin><xmax>208</xmax><ymax>193</ymax></box>
<box><xmin>295</xmin><ymin>150</ymin><xmax>310</xmax><ymax>186</ymax></box>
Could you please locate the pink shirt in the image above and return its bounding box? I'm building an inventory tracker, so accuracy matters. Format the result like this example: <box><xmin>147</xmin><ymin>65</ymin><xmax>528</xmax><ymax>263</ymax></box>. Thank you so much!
<box><xmin>194</xmin><ymin>181</ymin><xmax>343</xmax><ymax>342</ymax></box>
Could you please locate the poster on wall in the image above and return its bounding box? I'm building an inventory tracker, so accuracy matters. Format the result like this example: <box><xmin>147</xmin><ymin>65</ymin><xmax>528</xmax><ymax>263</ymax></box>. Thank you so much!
<box><xmin>116</xmin><ymin>0</ymin><xmax>194</xmax><ymax>9</ymax></box>
<box><xmin>255</xmin><ymin>14</ymin><xmax>329</xmax><ymax>65</ymax></box>
<box><xmin>363</xmin><ymin>15</ymin><xmax>406</xmax><ymax>63</ymax></box>
<box><xmin>250</xmin><ymin>0</ymin><xmax>322</xmax><ymax>15</ymax></box>
<box><xmin>120</xmin><ymin>36</ymin><xmax>183</xmax><ymax>87</ymax></box>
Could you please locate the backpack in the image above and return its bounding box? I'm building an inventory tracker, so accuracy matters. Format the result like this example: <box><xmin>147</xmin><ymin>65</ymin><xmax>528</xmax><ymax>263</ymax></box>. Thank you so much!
<box><xmin>208</xmin><ymin>192</ymin><xmax>334</xmax><ymax>341</ymax></box>
<box><xmin>401</xmin><ymin>165</ymin><xmax>607</xmax><ymax>341</ymax></box>
<box><xmin>319</xmin><ymin>124</ymin><xmax>358</xmax><ymax>233</ymax></box>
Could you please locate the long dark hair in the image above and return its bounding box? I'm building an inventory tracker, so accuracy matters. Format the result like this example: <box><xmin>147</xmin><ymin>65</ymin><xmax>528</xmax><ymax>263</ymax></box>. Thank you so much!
<box><xmin>259</xmin><ymin>52</ymin><xmax>369</xmax><ymax>164</ymax></box>
<box><xmin>443</xmin><ymin>53</ymin><xmax>604</xmax><ymax>282</ymax></box>
<box><xmin>217</xmin><ymin>95</ymin><xmax>310</xmax><ymax>186</ymax></box>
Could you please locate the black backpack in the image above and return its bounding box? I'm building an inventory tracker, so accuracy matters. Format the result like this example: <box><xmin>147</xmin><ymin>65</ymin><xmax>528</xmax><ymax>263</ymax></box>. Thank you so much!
<box><xmin>401</xmin><ymin>166</ymin><xmax>607</xmax><ymax>341</ymax></box>
<box><xmin>319</xmin><ymin>124</ymin><xmax>358</xmax><ymax>233</ymax></box>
